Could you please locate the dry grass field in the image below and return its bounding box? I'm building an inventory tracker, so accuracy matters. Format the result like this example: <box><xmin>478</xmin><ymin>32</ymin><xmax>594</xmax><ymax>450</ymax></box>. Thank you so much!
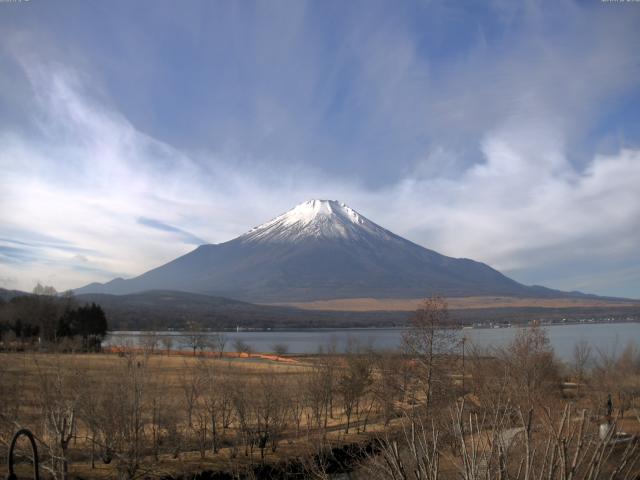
<box><xmin>271</xmin><ymin>295</ymin><xmax>640</xmax><ymax>311</ymax></box>
<box><xmin>0</xmin><ymin>350</ymin><xmax>398</xmax><ymax>479</ymax></box>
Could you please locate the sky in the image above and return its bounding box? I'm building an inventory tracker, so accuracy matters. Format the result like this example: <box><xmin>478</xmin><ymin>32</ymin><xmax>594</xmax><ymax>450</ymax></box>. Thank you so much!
<box><xmin>1</xmin><ymin>0</ymin><xmax>639</xmax><ymax>298</ymax></box>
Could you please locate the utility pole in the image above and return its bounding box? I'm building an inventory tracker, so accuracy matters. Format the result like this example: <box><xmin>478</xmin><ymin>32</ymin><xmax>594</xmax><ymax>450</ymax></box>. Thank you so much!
<box><xmin>461</xmin><ymin>335</ymin><xmax>466</xmax><ymax>395</ymax></box>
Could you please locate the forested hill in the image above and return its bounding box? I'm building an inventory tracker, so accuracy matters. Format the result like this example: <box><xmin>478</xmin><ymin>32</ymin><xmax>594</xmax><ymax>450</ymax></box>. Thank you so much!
<box><xmin>74</xmin><ymin>290</ymin><xmax>406</xmax><ymax>330</ymax></box>
<box><xmin>3</xmin><ymin>288</ymin><xmax>638</xmax><ymax>332</ymax></box>
<box><xmin>0</xmin><ymin>288</ymin><xmax>27</xmax><ymax>302</ymax></box>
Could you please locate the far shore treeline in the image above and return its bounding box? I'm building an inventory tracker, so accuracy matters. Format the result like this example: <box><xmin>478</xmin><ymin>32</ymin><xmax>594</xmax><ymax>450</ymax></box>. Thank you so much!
<box><xmin>0</xmin><ymin>283</ymin><xmax>108</xmax><ymax>351</ymax></box>
<box><xmin>2</xmin><ymin>285</ymin><xmax>640</xmax><ymax>332</ymax></box>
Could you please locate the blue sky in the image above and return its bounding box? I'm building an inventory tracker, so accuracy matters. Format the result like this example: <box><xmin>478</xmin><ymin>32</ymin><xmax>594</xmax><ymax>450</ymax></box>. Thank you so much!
<box><xmin>1</xmin><ymin>0</ymin><xmax>639</xmax><ymax>298</ymax></box>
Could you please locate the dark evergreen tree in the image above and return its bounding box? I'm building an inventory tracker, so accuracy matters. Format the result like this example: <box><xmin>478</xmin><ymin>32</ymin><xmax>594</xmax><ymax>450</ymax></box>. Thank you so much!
<box><xmin>67</xmin><ymin>303</ymin><xmax>108</xmax><ymax>351</ymax></box>
<box><xmin>0</xmin><ymin>293</ymin><xmax>108</xmax><ymax>351</ymax></box>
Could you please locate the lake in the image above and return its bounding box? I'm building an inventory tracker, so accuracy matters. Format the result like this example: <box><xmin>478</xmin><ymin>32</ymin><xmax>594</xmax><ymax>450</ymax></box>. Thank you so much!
<box><xmin>105</xmin><ymin>322</ymin><xmax>640</xmax><ymax>361</ymax></box>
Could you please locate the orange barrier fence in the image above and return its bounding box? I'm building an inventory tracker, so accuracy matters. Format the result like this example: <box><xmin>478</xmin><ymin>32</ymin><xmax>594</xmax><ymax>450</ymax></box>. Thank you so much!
<box><xmin>102</xmin><ymin>345</ymin><xmax>299</xmax><ymax>363</ymax></box>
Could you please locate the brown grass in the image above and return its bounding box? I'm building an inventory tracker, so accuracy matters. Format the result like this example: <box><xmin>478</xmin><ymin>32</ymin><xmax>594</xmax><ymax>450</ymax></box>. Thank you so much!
<box><xmin>268</xmin><ymin>295</ymin><xmax>640</xmax><ymax>311</ymax></box>
<box><xmin>0</xmin><ymin>351</ymin><xmax>378</xmax><ymax>479</ymax></box>
<box><xmin>3</xmin><ymin>349</ymin><xmax>638</xmax><ymax>480</ymax></box>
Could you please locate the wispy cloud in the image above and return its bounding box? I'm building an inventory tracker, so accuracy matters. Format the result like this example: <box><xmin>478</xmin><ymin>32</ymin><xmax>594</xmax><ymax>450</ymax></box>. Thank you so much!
<box><xmin>0</xmin><ymin>245</ymin><xmax>37</xmax><ymax>264</ymax></box>
<box><xmin>137</xmin><ymin>217</ymin><xmax>208</xmax><ymax>245</ymax></box>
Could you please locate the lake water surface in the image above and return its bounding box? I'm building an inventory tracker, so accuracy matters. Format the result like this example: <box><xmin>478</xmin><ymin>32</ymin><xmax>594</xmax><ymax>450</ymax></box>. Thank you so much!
<box><xmin>105</xmin><ymin>322</ymin><xmax>640</xmax><ymax>361</ymax></box>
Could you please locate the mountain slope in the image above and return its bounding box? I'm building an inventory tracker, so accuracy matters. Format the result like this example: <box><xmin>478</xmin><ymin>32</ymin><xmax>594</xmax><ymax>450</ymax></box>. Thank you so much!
<box><xmin>0</xmin><ymin>288</ymin><xmax>29</xmax><ymax>302</ymax></box>
<box><xmin>76</xmin><ymin>199</ymin><xmax>578</xmax><ymax>302</ymax></box>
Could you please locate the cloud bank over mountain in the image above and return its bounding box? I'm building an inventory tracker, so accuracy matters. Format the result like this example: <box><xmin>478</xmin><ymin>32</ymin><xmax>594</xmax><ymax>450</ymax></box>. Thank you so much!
<box><xmin>0</xmin><ymin>1</ymin><xmax>639</xmax><ymax>297</ymax></box>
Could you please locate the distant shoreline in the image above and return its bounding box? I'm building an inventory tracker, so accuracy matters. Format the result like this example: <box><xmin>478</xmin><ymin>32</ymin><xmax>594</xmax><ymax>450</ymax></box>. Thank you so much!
<box><xmin>106</xmin><ymin>318</ymin><xmax>640</xmax><ymax>334</ymax></box>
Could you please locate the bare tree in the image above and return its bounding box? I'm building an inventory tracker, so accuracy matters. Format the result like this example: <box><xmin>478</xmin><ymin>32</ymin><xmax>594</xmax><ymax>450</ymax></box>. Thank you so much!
<box><xmin>402</xmin><ymin>296</ymin><xmax>459</xmax><ymax>412</ymax></box>
<box><xmin>76</xmin><ymin>370</ymin><xmax>103</xmax><ymax>469</ymax></box>
<box><xmin>0</xmin><ymin>360</ymin><xmax>26</xmax><ymax>459</ymax></box>
<box><xmin>111</xmin><ymin>352</ymin><xmax>149</xmax><ymax>480</ymax></box>
<box><xmin>185</xmin><ymin>322</ymin><xmax>206</xmax><ymax>356</ymax></box>
<box><xmin>591</xmin><ymin>341</ymin><xmax>640</xmax><ymax>420</ymax></box>
<box><xmin>36</xmin><ymin>358</ymin><xmax>79</xmax><ymax>480</ymax></box>
<box><xmin>288</xmin><ymin>382</ymin><xmax>306</xmax><ymax>437</ymax></box>
<box><xmin>465</xmin><ymin>343</ymin><xmax>511</xmax><ymax>411</ymax></box>
<box><xmin>33</xmin><ymin>282</ymin><xmax>58</xmax><ymax>296</ymax></box>
<box><xmin>253</xmin><ymin>371</ymin><xmax>289</xmax><ymax>459</ymax></box>
<box><xmin>211</xmin><ymin>331</ymin><xmax>227</xmax><ymax>358</ymax></box>
<box><xmin>140</xmin><ymin>331</ymin><xmax>159</xmax><ymax>354</ymax></box>
<box><xmin>229</xmin><ymin>376</ymin><xmax>256</xmax><ymax>458</ymax></box>
<box><xmin>201</xmin><ymin>362</ymin><xmax>222</xmax><ymax>453</ymax></box>
<box><xmin>146</xmin><ymin>362</ymin><xmax>176</xmax><ymax>461</ymax></box>
<box><xmin>179</xmin><ymin>360</ymin><xmax>205</xmax><ymax>430</ymax></box>
<box><xmin>338</xmin><ymin>345</ymin><xmax>373</xmax><ymax>434</ymax></box>
<box><xmin>372</xmin><ymin>351</ymin><xmax>403</xmax><ymax>426</ymax></box>
<box><xmin>272</xmin><ymin>343</ymin><xmax>289</xmax><ymax>357</ymax></box>
<box><xmin>364</xmin><ymin>400</ymin><xmax>640</xmax><ymax>480</ymax></box>
<box><xmin>499</xmin><ymin>324</ymin><xmax>560</xmax><ymax>408</ymax></box>
<box><xmin>233</xmin><ymin>339</ymin><xmax>253</xmax><ymax>356</ymax></box>
<box><xmin>218</xmin><ymin>366</ymin><xmax>235</xmax><ymax>434</ymax></box>
<box><xmin>160</xmin><ymin>335</ymin><xmax>173</xmax><ymax>355</ymax></box>
<box><xmin>304</xmin><ymin>365</ymin><xmax>332</xmax><ymax>440</ymax></box>
<box><xmin>28</xmin><ymin>283</ymin><xmax>64</xmax><ymax>344</ymax></box>
<box><xmin>571</xmin><ymin>338</ymin><xmax>592</xmax><ymax>394</ymax></box>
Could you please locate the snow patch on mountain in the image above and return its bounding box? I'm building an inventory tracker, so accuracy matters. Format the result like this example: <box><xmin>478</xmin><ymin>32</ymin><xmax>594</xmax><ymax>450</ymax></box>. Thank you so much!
<box><xmin>240</xmin><ymin>199</ymin><xmax>396</xmax><ymax>243</ymax></box>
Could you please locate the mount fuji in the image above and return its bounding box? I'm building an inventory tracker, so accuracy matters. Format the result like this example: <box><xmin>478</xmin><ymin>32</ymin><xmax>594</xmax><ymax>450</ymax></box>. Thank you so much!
<box><xmin>76</xmin><ymin>199</ymin><xmax>573</xmax><ymax>302</ymax></box>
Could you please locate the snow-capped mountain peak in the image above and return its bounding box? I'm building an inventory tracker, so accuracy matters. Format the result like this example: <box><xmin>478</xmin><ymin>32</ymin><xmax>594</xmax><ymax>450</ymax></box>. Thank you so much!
<box><xmin>240</xmin><ymin>199</ymin><xmax>393</xmax><ymax>243</ymax></box>
<box><xmin>75</xmin><ymin>198</ymin><xmax>554</xmax><ymax>302</ymax></box>
<box><xmin>275</xmin><ymin>199</ymin><xmax>363</xmax><ymax>228</ymax></box>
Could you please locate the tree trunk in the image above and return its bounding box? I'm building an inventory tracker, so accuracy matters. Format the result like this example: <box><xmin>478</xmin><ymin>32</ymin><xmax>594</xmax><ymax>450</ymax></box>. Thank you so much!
<box><xmin>91</xmin><ymin>437</ymin><xmax>95</xmax><ymax>469</ymax></box>
<box><xmin>212</xmin><ymin>416</ymin><xmax>218</xmax><ymax>454</ymax></box>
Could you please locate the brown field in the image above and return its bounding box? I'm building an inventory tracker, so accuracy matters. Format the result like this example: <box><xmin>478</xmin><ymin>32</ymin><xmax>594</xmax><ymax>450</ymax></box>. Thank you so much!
<box><xmin>270</xmin><ymin>295</ymin><xmax>640</xmax><ymax>311</ymax></box>
<box><xmin>1</xmin><ymin>334</ymin><xmax>639</xmax><ymax>480</ymax></box>
<box><xmin>0</xmin><ymin>350</ymin><xmax>399</xmax><ymax>479</ymax></box>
